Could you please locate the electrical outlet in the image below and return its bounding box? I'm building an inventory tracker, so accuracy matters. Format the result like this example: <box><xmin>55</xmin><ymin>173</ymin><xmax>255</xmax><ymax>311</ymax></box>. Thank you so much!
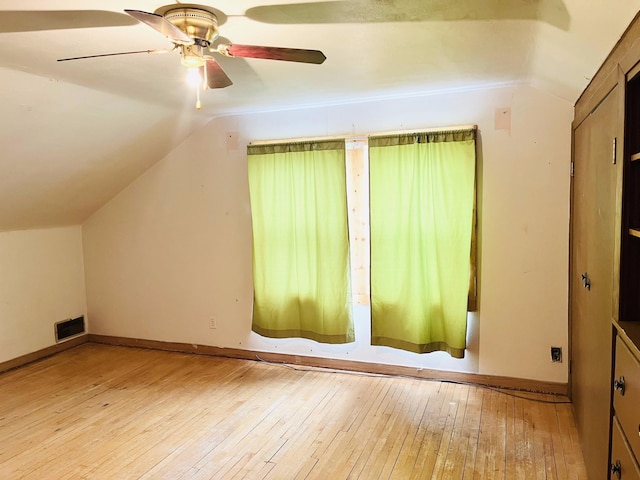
<box><xmin>209</xmin><ymin>317</ymin><xmax>217</xmax><ymax>329</ymax></box>
<box><xmin>551</xmin><ymin>347</ymin><xmax>562</xmax><ymax>363</ymax></box>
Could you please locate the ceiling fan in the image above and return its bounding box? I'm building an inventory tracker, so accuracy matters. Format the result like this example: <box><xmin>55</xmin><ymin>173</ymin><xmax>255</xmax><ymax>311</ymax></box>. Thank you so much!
<box><xmin>57</xmin><ymin>3</ymin><xmax>327</xmax><ymax>108</ymax></box>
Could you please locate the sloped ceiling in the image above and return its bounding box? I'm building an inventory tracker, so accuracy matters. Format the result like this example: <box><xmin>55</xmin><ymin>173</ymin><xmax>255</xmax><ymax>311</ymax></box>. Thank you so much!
<box><xmin>0</xmin><ymin>0</ymin><xmax>639</xmax><ymax>231</ymax></box>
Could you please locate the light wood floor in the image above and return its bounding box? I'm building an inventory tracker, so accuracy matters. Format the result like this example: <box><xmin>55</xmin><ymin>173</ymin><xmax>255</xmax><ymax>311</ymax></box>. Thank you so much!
<box><xmin>0</xmin><ymin>344</ymin><xmax>587</xmax><ymax>479</ymax></box>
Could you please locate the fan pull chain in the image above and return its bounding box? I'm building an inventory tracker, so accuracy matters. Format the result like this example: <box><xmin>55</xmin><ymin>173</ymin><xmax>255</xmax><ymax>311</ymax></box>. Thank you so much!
<box><xmin>196</xmin><ymin>88</ymin><xmax>202</xmax><ymax>110</ymax></box>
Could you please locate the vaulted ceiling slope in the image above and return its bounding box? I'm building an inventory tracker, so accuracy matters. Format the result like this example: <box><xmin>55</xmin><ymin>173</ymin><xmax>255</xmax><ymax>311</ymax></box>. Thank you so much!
<box><xmin>0</xmin><ymin>1</ymin><xmax>638</xmax><ymax>232</ymax></box>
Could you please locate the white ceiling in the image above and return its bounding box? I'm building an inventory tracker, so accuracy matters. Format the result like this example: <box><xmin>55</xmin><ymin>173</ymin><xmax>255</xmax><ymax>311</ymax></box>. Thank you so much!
<box><xmin>1</xmin><ymin>0</ymin><xmax>639</xmax><ymax>231</ymax></box>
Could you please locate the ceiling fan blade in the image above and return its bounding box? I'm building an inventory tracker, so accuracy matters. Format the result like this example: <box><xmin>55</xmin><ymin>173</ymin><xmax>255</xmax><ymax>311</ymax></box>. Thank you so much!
<box><xmin>245</xmin><ymin>1</ymin><xmax>359</xmax><ymax>24</ymax></box>
<box><xmin>204</xmin><ymin>59</ymin><xmax>233</xmax><ymax>89</ymax></box>
<box><xmin>219</xmin><ymin>44</ymin><xmax>326</xmax><ymax>64</ymax></box>
<box><xmin>0</xmin><ymin>10</ymin><xmax>138</xmax><ymax>33</ymax></box>
<box><xmin>209</xmin><ymin>37</ymin><xmax>262</xmax><ymax>87</ymax></box>
<box><xmin>124</xmin><ymin>9</ymin><xmax>194</xmax><ymax>44</ymax></box>
<box><xmin>57</xmin><ymin>49</ymin><xmax>171</xmax><ymax>62</ymax></box>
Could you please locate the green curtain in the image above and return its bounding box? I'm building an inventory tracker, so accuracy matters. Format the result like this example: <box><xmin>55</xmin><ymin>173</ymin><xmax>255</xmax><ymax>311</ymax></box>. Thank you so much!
<box><xmin>369</xmin><ymin>129</ymin><xmax>476</xmax><ymax>358</ymax></box>
<box><xmin>247</xmin><ymin>140</ymin><xmax>354</xmax><ymax>343</ymax></box>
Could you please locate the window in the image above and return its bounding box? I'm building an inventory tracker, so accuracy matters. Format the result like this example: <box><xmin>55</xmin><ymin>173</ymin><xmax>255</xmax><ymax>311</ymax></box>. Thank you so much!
<box><xmin>247</xmin><ymin>140</ymin><xmax>354</xmax><ymax>344</ymax></box>
<box><xmin>247</xmin><ymin>127</ymin><xmax>477</xmax><ymax>357</ymax></box>
<box><xmin>368</xmin><ymin>129</ymin><xmax>476</xmax><ymax>358</ymax></box>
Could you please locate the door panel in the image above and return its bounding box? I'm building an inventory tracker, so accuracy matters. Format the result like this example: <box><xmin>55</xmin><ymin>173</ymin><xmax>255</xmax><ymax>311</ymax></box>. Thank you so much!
<box><xmin>570</xmin><ymin>85</ymin><xmax>619</xmax><ymax>479</ymax></box>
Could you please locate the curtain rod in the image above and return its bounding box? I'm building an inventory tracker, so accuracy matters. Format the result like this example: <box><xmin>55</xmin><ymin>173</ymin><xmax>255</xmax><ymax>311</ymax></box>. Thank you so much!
<box><xmin>249</xmin><ymin>124</ymin><xmax>477</xmax><ymax>146</ymax></box>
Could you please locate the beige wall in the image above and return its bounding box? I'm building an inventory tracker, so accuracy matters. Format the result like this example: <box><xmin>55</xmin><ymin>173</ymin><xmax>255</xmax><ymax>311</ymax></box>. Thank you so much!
<box><xmin>0</xmin><ymin>226</ymin><xmax>87</xmax><ymax>363</ymax></box>
<box><xmin>83</xmin><ymin>84</ymin><xmax>573</xmax><ymax>383</ymax></box>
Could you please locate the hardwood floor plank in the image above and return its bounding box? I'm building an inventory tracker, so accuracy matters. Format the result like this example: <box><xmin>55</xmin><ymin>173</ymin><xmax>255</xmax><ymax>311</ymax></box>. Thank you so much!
<box><xmin>387</xmin><ymin>380</ymin><xmax>439</xmax><ymax>479</ymax></box>
<box><xmin>333</xmin><ymin>379</ymin><xmax>403</xmax><ymax>479</ymax></box>
<box><xmin>377</xmin><ymin>381</ymin><xmax>431</xmax><ymax>479</ymax></box>
<box><xmin>516</xmin><ymin>394</ymin><xmax>537</xmax><ymax>479</ymax></box>
<box><xmin>0</xmin><ymin>344</ymin><xmax>587</xmax><ymax>480</ymax></box>
<box><xmin>301</xmin><ymin>377</ymin><xmax>392</xmax><ymax>479</ymax></box>
<box><xmin>440</xmin><ymin>384</ymin><xmax>475</xmax><ymax>479</ymax></box>
<box><xmin>556</xmin><ymin>402</ymin><xmax>588</xmax><ymax>480</ymax></box>
<box><xmin>440</xmin><ymin>383</ymin><xmax>475</xmax><ymax>478</ymax></box>
<box><xmin>460</xmin><ymin>386</ymin><xmax>484</xmax><ymax>479</ymax></box>
<box><xmin>412</xmin><ymin>381</ymin><xmax>458</xmax><ymax>478</ymax></box>
<box><xmin>356</xmin><ymin>381</ymin><xmax>416</xmax><ymax>479</ymax></box>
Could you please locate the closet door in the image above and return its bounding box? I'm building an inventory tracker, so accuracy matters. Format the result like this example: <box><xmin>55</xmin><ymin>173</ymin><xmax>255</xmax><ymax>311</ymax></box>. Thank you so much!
<box><xmin>570</xmin><ymin>85</ymin><xmax>619</xmax><ymax>479</ymax></box>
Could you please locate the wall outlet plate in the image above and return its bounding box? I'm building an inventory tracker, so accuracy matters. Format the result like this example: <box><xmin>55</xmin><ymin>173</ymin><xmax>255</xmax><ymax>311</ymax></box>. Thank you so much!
<box><xmin>551</xmin><ymin>346</ymin><xmax>562</xmax><ymax>362</ymax></box>
<box><xmin>209</xmin><ymin>317</ymin><xmax>217</xmax><ymax>329</ymax></box>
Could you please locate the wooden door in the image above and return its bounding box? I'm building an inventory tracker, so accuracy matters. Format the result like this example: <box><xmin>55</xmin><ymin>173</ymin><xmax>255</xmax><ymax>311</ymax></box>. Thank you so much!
<box><xmin>570</xmin><ymin>85</ymin><xmax>619</xmax><ymax>479</ymax></box>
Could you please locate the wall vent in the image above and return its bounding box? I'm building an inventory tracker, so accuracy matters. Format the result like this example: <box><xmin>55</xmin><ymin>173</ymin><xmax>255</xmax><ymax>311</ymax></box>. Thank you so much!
<box><xmin>55</xmin><ymin>316</ymin><xmax>85</xmax><ymax>342</ymax></box>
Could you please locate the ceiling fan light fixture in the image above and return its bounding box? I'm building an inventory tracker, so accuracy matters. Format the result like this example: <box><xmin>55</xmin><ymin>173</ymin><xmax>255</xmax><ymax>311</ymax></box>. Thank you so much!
<box><xmin>186</xmin><ymin>67</ymin><xmax>203</xmax><ymax>88</ymax></box>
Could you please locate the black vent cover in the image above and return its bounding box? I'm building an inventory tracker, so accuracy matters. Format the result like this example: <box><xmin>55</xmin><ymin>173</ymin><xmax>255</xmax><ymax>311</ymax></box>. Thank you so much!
<box><xmin>55</xmin><ymin>316</ymin><xmax>85</xmax><ymax>342</ymax></box>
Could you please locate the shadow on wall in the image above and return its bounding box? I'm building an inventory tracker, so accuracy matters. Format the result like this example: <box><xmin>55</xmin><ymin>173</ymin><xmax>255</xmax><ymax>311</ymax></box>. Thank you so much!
<box><xmin>246</xmin><ymin>0</ymin><xmax>570</xmax><ymax>30</ymax></box>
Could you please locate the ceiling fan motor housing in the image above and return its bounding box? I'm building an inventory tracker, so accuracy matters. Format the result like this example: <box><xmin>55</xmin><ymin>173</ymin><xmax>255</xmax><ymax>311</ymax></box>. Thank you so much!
<box><xmin>162</xmin><ymin>7</ymin><xmax>219</xmax><ymax>43</ymax></box>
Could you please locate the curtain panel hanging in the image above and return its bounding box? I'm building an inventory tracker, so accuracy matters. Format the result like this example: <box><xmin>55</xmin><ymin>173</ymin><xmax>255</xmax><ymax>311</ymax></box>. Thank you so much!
<box><xmin>247</xmin><ymin>140</ymin><xmax>354</xmax><ymax>344</ymax></box>
<box><xmin>368</xmin><ymin>128</ymin><xmax>477</xmax><ymax>358</ymax></box>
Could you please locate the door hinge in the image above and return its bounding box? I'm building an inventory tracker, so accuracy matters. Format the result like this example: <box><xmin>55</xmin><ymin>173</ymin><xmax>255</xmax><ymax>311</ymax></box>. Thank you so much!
<box><xmin>570</xmin><ymin>161</ymin><xmax>574</xmax><ymax>177</ymax></box>
<box><xmin>613</xmin><ymin>137</ymin><xmax>617</xmax><ymax>165</ymax></box>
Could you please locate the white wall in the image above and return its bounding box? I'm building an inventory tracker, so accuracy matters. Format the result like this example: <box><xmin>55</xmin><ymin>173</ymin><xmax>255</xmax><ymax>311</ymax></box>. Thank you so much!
<box><xmin>83</xmin><ymin>83</ymin><xmax>573</xmax><ymax>383</ymax></box>
<box><xmin>0</xmin><ymin>226</ymin><xmax>87</xmax><ymax>363</ymax></box>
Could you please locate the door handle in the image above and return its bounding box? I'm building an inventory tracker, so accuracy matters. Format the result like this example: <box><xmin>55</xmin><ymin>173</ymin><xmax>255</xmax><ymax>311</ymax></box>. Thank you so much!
<box><xmin>581</xmin><ymin>273</ymin><xmax>591</xmax><ymax>290</ymax></box>
<box><xmin>614</xmin><ymin>376</ymin><xmax>625</xmax><ymax>396</ymax></box>
<box><xmin>611</xmin><ymin>460</ymin><xmax>621</xmax><ymax>479</ymax></box>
